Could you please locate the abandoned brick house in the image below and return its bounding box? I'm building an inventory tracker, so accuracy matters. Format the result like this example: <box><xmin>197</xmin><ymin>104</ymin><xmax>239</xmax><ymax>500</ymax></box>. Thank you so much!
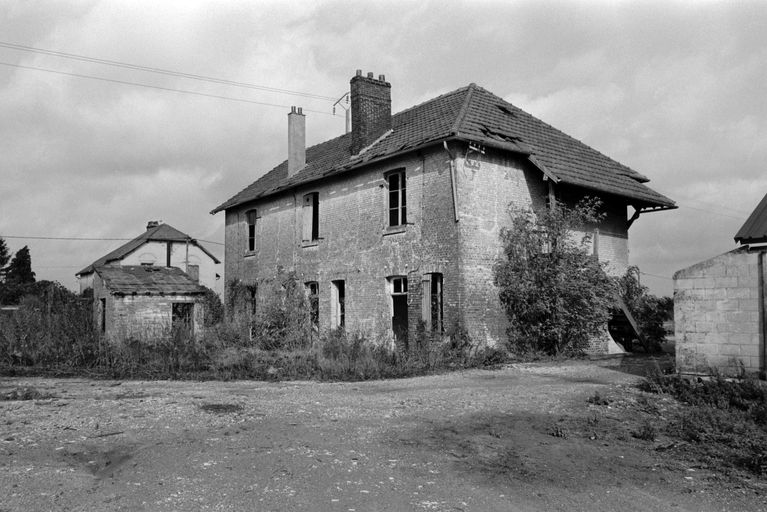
<box><xmin>674</xmin><ymin>192</ymin><xmax>767</xmax><ymax>375</ymax></box>
<box><xmin>76</xmin><ymin>221</ymin><xmax>220</xmax><ymax>338</ymax></box>
<box><xmin>212</xmin><ymin>71</ymin><xmax>675</xmax><ymax>349</ymax></box>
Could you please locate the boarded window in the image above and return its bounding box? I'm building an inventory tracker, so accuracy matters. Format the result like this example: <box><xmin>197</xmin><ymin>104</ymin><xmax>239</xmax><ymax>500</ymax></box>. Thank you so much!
<box><xmin>305</xmin><ymin>281</ymin><xmax>319</xmax><ymax>329</ymax></box>
<box><xmin>331</xmin><ymin>280</ymin><xmax>345</xmax><ymax>329</ymax></box>
<box><xmin>246</xmin><ymin>209</ymin><xmax>258</xmax><ymax>252</ymax></box>
<box><xmin>421</xmin><ymin>273</ymin><xmax>443</xmax><ymax>332</ymax></box>
<box><xmin>186</xmin><ymin>264</ymin><xmax>200</xmax><ymax>283</ymax></box>
<box><xmin>302</xmin><ymin>192</ymin><xmax>319</xmax><ymax>242</ymax></box>
<box><xmin>387</xmin><ymin>170</ymin><xmax>407</xmax><ymax>227</ymax></box>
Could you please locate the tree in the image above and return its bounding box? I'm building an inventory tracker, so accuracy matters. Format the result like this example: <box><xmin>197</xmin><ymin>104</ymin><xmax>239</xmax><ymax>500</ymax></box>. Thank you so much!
<box><xmin>616</xmin><ymin>266</ymin><xmax>672</xmax><ymax>352</ymax></box>
<box><xmin>494</xmin><ymin>198</ymin><xmax>616</xmax><ymax>355</ymax></box>
<box><xmin>0</xmin><ymin>237</ymin><xmax>9</xmax><ymax>269</ymax></box>
<box><xmin>5</xmin><ymin>246</ymin><xmax>35</xmax><ymax>285</ymax></box>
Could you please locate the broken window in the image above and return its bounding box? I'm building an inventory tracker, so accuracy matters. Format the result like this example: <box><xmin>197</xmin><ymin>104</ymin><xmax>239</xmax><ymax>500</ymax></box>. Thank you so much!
<box><xmin>305</xmin><ymin>281</ymin><xmax>319</xmax><ymax>329</ymax></box>
<box><xmin>387</xmin><ymin>169</ymin><xmax>407</xmax><ymax>227</ymax></box>
<box><xmin>246</xmin><ymin>209</ymin><xmax>258</xmax><ymax>252</ymax></box>
<box><xmin>421</xmin><ymin>273</ymin><xmax>443</xmax><ymax>332</ymax></box>
<box><xmin>172</xmin><ymin>302</ymin><xmax>194</xmax><ymax>337</ymax></box>
<box><xmin>389</xmin><ymin>276</ymin><xmax>408</xmax><ymax>344</ymax></box>
<box><xmin>302</xmin><ymin>192</ymin><xmax>319</xmax><ymax>242</ymax></box>
<box><xmin>331</xmin><ymin>280</ymin><xmax>345</xmax><ymax>329</ymax></box>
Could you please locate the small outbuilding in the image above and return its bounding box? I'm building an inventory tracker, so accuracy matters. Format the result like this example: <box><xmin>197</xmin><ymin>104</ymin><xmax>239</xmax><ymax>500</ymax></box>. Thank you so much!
<box><xmin>93</xmin><ymin>265</ymin><xmax>207</xmax><ymax>341</ymax></box>
<box><xmin>674</xmin><ymin>193</ymin><xmax>767</xmax><ymax>375</ymax></box>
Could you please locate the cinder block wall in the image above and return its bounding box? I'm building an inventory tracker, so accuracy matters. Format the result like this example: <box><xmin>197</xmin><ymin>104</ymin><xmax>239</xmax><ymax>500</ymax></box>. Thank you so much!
<box><xmin>674</xmin><ymin>248</ymin><xmax>765</xmax><ymax>375</ymax></box>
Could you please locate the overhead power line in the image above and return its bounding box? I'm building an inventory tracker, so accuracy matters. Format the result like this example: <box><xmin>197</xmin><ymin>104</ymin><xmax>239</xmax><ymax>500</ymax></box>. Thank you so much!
<box><xmin>0</xmin><ymin>235</ymin><xmax>224</xmax><ymax>246</ymax></box>
<box><xmin>0</xmin><ymin>41</ymin><xmax>336</xmax><ymax>101</ymax></box>
<box><xmin>0</xmin><ymin>61</ymin><xmax>336</xmax><ymax>116</ymax></box>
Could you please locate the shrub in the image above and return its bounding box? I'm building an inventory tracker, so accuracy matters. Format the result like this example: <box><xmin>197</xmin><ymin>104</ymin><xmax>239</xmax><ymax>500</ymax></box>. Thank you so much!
<box><xmin>494</xmin><ymin>198</ymin><xmax>615</xmax><ymax>355</ymax></box>
<box><xmin>615</xmin><ymin>266</ymin><xmax>672</xmax><ymax>352</ymax></box>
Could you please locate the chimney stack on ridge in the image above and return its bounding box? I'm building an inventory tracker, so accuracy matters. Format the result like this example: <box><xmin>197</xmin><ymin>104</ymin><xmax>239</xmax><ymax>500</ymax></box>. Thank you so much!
<box><xmin>288</xmin><ymin>106</ymin><xmax>306</xmax><ymax>178</ymax></box>
<box><xmin>350</xmin><ymin>70</ymin><xmax>391</xmax><ymax>155</ymax></box>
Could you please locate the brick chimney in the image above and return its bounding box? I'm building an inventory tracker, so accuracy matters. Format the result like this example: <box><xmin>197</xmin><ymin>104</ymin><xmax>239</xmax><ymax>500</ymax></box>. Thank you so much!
<box><xmin>287</xmin><ymin>106</ymin><xmax>306</xmax><ymax>178</ymax></box>
<box><xmin>146</xmin><ymin>220</ymin><xmax>160</xmax><ymax>231</ymax></box>
<box><xmin>350</xmin><ymin>70</ymin><xmax>391</xmax><ymax>155</ymax></box>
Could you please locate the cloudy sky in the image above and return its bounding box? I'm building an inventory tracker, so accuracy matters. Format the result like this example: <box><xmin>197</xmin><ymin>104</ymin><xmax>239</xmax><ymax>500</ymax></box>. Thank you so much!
<box><xmin>1</xmin><ymin>0</ymin><xmax>765</xmax><ymax>296</ymax></box>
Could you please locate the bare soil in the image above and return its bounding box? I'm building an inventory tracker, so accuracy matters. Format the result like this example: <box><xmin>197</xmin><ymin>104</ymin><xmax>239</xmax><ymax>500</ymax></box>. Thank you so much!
<box><xmin>1</xmin><ymin>357</ymin><xmax>766</xmax><ymax>511</ymax></box>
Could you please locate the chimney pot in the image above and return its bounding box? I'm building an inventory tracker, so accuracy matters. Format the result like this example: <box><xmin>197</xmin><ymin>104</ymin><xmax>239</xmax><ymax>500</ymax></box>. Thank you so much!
<box><xmin>356</xmin><ymin>69</ymin><xmax>362</xmax><ymax>76</ymax></box>
<box><xmin>367</xmin><ymin>72</ymin><xmax>374</xmax><ymax>78</ymax></box>
<box><xmin>378</xmin><ymin>74</ymin><xmax>385</xmax><ymax>81</ymax></box>
<box><xmin>146</xmin><ymin>220</ymin><xmax>159</xmax><ymax>231</ymax></box>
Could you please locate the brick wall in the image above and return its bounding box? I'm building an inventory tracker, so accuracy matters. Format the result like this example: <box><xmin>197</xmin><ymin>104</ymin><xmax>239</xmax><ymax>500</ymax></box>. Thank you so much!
<box><xmin>674</xmin><ymin>247</ymin><xmax>766</xmax><ymax>375</ymax></box>
<box><xmin>224</xmin><ymin>142</ymin><xmax>633</xmax><ymax>351</ymax></box>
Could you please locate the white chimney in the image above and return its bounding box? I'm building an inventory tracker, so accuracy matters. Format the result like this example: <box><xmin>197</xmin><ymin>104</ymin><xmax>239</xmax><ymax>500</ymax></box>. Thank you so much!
<box><xmin>288</xmin><ymin>106</ymin><xmax>306</xmax><ymax>178</ymax></box>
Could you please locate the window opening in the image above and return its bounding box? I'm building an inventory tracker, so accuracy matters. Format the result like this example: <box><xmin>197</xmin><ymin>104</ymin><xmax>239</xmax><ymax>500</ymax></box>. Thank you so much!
<box><xmin>100</xmin><ymin>298</ymin><xmax>106</xmax><ymax>334</ymax></box>
<box><xmin>172</xmin><ymin>302</ymin><xmax>194</xmax><ymax>337</ymax></box>
<box><xmin>389</xmin><ymin>276</ymin><xmax>408</xmax><ymax>347</ymax></box>
<box><xmin>331</xmin><ymin>280</ymin><xmax>345</xmax><ymax>329</ymax></box>
<box><xmin>246</xmin><ymin>209</ymin><xmax>258</xmax><ymax>252</ymax></box>
<box><xmin>387</xmin><ymin>170</ymin><xmax>407</xmax><ymax>227</ymax></box>
<box><xmin>302</xmin><ymin>192</ymin><xmax>320</xmax><ymax>241</ymax></box>
<box><xmin>305</xmin><ymin>281</ymin><xmax>319</xmax><ymax>329</ymax></box>
<box><xmin>422</xmin><ymin>273</ymin><xmax>443</xmax><ymax>333</ymax></box>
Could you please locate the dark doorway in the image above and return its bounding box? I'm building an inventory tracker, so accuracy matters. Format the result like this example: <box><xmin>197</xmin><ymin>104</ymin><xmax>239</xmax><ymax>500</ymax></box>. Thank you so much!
<box><xmin>390</xmin><ymin>276</ymin><xmax>408</xmax><ymax>348</ymax></box>
<box><xmin>392</xmin><ymin>295</ymin><xmax>408</xmax><ymax>347</ymax></box>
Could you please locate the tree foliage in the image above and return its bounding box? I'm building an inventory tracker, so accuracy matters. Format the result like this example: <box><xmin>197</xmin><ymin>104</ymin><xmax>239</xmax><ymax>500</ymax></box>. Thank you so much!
<box><xmin>5</xmin><ymin>246</ymin><xmax>35</xmax><ymax>285</ymax></box>
<box><xmin>0</xmin><ymin>237</ymin><xmax>9</xmax><ymax>269</ymax></box>
<box><xmin>494</xmin><ymin>198</ymin><xmax>616</xmax><ymax>355</ymax></box>
<box><xmin>616</xmin><ymin>266</ymin><xmax>673</xmax><ymax>352</ymax></box>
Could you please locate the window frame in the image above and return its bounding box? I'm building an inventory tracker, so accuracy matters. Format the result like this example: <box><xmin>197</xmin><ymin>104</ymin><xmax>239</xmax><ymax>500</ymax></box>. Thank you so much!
<box><xmin>245</xmin><ymin>209</ymin><xmax>258</xmax><ymax>252</ymax></box>
<box><xmin>302</xmin><ymin>192</ymin><xmax>320</xmax><ymax>242</ymax></box>
<box><xmin>305</xmin><ymin>281</ymin><xmax>319</xmax><ymax>330</ymax></box>
<box><xmin>422</xmin><ymin>273</ymin><xmax>443</xmax><ymax>333</ymax></box>
<box><xmin>385</xmin><ymin>169</ymin><xmax>407</xmax><ymax>228</ymax></box>
<box><xmin>330</xmin><ymin>280</ymin><xmax>345</xmax><ymax>329</ymax></box>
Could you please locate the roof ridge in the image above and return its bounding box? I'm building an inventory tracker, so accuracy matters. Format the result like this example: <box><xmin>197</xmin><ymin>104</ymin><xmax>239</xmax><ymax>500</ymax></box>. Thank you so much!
<box><xmin>450</xmin><ymin>83</ymin><xmax>476</xmax><ymax>135</ymax></box>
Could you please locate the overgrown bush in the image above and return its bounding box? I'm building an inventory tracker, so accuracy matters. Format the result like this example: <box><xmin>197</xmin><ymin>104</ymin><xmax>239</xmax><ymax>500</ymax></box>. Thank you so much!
<box><xmin>494</xmin><ymin>198</ymin><xmax>615</xmax><ymax>355</ymax></box>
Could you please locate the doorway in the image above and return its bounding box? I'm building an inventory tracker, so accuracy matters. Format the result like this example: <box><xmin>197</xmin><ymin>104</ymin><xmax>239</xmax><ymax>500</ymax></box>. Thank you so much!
<box><xmin>390</xmin><ymin>276</ymin><xmax>408</xmax><ymax>348</ymax></box>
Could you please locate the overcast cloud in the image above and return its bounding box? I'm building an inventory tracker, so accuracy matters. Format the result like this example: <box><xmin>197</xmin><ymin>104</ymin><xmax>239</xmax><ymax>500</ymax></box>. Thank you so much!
<box><xmin>1</xmin><ymin>0</ymin><xmax>765</xmax><ymax>296</ymax></box>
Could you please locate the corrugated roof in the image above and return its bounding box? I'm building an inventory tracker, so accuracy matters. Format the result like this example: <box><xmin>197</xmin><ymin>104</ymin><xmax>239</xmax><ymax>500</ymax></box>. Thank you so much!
<box><xmin>735</xmin><ymin>192</ymin><xmax>767</xmax><ymax>244</ymax></box>
<box><xmin>95</xmin><ymin>265</ymin><xmax>206</xmax><ymax>295</ymax></box>
<box><xmin>213</xmin><ymin>83</ymin><xmax>674</xmax><ymax>214</ymax></box>
<box><xmin>77</xmin><ymin>223</ymin><xmax>220</xmax><ymax>276</ymax></box>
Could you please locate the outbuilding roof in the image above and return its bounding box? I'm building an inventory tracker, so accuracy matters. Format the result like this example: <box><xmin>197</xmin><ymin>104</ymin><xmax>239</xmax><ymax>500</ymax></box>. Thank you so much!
<box><xmin>735</xmin><ymin>192</ymin><xmax>767</xmax><ymax>244</ymax></box>
<box><xmin>77</xmin><ymin>223</ymin><xmax>220</xmax><ymax>276</ymax></box>
<box><xmin>95</xmin><ymin>265</ymin><xmax>207</xmax><ymax>296</ymax></box>
<box><xmin>212</xmin><ymin>83</ymin><xmax>675</xmax><ymax>214</ymax></box>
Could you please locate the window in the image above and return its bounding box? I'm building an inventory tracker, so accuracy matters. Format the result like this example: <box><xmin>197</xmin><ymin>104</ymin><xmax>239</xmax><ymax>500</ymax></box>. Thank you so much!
<box><xmin>389</xmin><ymin>276</ymin><xmax>408</xmax><ymax>344</ymax></box>
<box><xmin>387</xmin><ymin>170</ymin><xmax>407</xmax><ymax>227</ymax></box>
<box><xmin>422</xmin><ymin>273</ymin><xmax>443</xmax><ymax>332</ymax></box>
<box><xmin>172</xmin><ymin>303</ymin><xmax>194</xmax><ymax>337</ymax></box>
<box><xmin>305</xmin><ymin>281</ymin><xmax>319</xmax><ymax>329</ymax></box>
<box><xmin>331</xmin><ymin>280</ymin><xmax>345</xmax><ymax>329</ymax></box>
<box><xmin>246</xmin><ymin>209</ymin><xmax>258</xmax><ymax>252</ymax></box>
<box><xmin>302</xmin><ymin>192</ymin><xmax>319</xmax><ymax>242</ymax></box>
<box><xmin>100</xmin><ymin>298</ymin><xmax>106</xmax><ymax>334</ymax></box>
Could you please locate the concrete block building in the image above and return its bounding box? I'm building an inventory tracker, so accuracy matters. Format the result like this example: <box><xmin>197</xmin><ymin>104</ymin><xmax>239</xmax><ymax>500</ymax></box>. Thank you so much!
<box><xmin>674</xmin><ymin>193</ymin><xmax>767</xmax><ymax>375</ymax></box>
<box><xmin>213</xmin><ymin>71</ymin><xmax>674</xmax><ymax>349</ymax></box>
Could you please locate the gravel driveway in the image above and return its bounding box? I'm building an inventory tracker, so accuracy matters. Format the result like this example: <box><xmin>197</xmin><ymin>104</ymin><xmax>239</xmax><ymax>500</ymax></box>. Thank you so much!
<box><xmin>1</xmin><ymin>358</ymin><xmax>764</xmax><ymax>511</ymax></box>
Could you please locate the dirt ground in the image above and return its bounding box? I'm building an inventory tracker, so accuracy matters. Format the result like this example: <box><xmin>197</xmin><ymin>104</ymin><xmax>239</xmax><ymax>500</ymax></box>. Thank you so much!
<box><xmin>2</xmin><ymin>357</ymin><xmax>766</xmax><ymax>511</ymax></box>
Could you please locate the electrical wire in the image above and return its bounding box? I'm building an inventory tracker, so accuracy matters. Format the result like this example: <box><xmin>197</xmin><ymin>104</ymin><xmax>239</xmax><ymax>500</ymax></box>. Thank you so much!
<box><xmin>0</xmin><ymin>61</ymin><xmax>337</xmax><ymax>116</ymax></box>
<box><xmin>0</xmin><ymin>41</ymin><xmax>336</xmax><ymax>101</ymax></box>
<box><xmin>0</xmin><ymin>235</ymin><xmax>224</xmax><ymax>246</ymax></box>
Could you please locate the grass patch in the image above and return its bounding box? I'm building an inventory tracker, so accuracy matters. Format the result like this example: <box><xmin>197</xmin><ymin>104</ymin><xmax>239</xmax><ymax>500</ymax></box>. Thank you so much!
<box><xmin>1</xmin><ymin>386</ymin><xmax>54</xmax><ymax>401</ymax></box>
<box><xmin>641</xmin><ymin>372</ymin><xmax>767</xmax><ymax>476</ymax></box>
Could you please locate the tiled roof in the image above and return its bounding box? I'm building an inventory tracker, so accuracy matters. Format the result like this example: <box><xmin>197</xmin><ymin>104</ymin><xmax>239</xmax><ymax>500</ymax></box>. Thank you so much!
<box><xmin>95</xmin><ymin>265</ymin><xmax>206</xmax><ymax>295</ymax></box>
<box><xmin>212</xmin><ymin>83</ymin><xmax>674</xmax><ymax>213</ymax></box>
<box><xmin>77</xmin><ymin>223</ymin><xmax>220</xmax><ymax>276</ymax></box>
<box><xmin>735</xmin><ymin>192</ymin><xmax>767</xmax><ymax>244</ymax></box>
